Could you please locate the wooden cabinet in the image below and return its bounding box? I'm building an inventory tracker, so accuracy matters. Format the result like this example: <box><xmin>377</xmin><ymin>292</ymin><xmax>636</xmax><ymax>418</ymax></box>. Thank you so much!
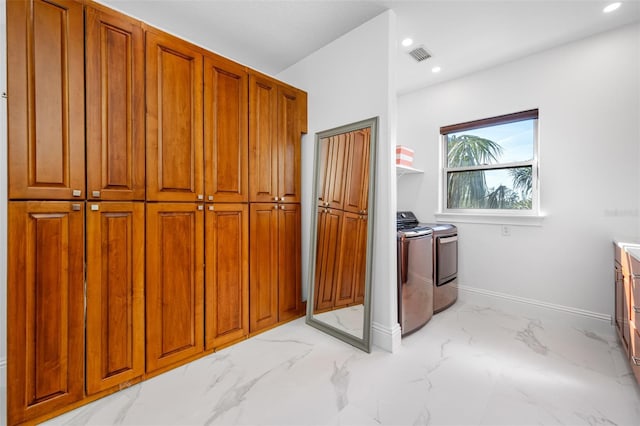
<box><xmin>318</xmin><ymin>134</ymin><xmax>348</xmax><ymax>210</ymax></box>
<box><xmin>614</xmin><ymin>248</ymin><xmax>630</xmax><ymax>353</ymax></box>
<box><xmin>86</xmin><ymin>202</ymin><xmax>145</xmax><ymax>395</ymax></box>
<box><xmin>249</xmin><ymin>74</ymin><xmax>306</xmax><ymax>203</ymax></box>
<box><xmin>204</xmin><ymin>55</ymin><xmax>248</xmax><ymax>203</ymax></box>
<box><xmin>7</xmin><ymin>202</ymin><xmax>85</xmax><ymax>425</ymax></box>
<box><xmin>205</xmin><ymin>204</ymin><xmax>249</xmax><ymax>349</ymax></box>
<box><xmin>146</xmin><ymin>203</ymin><xmax>204</xmax><ymax>372</ymax></box>
<box><xmin>7</xmin><ymin>0</ymin><xmax>85</xmax><ymax>200</ymax></box>
<box><xmin>614</xmin><ymin>243</ymin><xmax>640</xmax><ymax>385</ymax></box>
<box><xmin>86</xmin><ymin>5</ymin><xmax>145</xmax><ymax>201</ymax></box>
<box><xmin>343</xmin><ymin>129</ymin><xmax>371</xmax><ymax>214</ymax></box>
<box><xmin>334</xmin><ymin>212</ymin><xmax>368</xmax><ymax>307</ymax></box>
<box><xmin>314</xmin><ymin>207</ymin><xmax>343</xmax><ymax>312</ymax></box>
<box><xmin>249</xmin><ymin>203</ymin><xmax>301</xmax><ymax>332</ymax></box>
<box><xmin>278</xmin><ymin>203</ymin><xmax>302</xmax><ymax>321</ymax></box>
<box><xmin>146</xmin><ymin>30</ymin><xmax>204</xmax><ymax>202</ymax></box>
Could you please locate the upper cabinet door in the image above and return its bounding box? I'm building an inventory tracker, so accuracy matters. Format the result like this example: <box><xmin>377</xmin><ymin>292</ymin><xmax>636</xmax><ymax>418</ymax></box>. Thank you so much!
<box><xmin>7</xmin><ymin>0</ymin><xmax>85</xmax><ymax>200</ymax></box>
<box><xmin>86</xmin><ymin>6</ymin><xmax>145</xmax><ymax>201</ymax></box>
<box><xmin>343</xmin><ymin>129</ymin><xmax>371</xmax><ymax>214</ymax></box>
<box><xmin>249</xmin><ymin>74</ymin><xmax>279</xmax><ymax>202</ymax></box>
<box><xmin>277</xmin><ymin>86</ymin><xmax>303</xmax><ymax>203</ymax></box>
<box><xmin>204</xmin><ymin>55</ymin><xmax>248</xmax><ymax>203</ymax></box>
<box><xmin>146</xmin><ymin>30</ymin><xmax>204</xmax><ymax>202</ymax></box>
<box><xmin>8</xmin><ymin>201</ymin><xmax>85</xmax><ymax>425</ymax></box>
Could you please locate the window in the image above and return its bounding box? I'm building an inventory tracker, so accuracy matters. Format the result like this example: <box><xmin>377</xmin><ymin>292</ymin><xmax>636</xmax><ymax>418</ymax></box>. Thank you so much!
<box><xmin>441</xmin><ymin>109</ymin><xmax>538</xmax><ymax>214</ymax></box>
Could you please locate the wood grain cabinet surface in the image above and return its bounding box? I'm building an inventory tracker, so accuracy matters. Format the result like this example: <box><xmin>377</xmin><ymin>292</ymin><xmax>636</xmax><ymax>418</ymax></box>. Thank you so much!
<box><xmin>204</xmin><ymin>55</ymin><xmax>249</xmax><ymax>203</ymax></box>
<box><xmin>146</xmin><ymin>203</ymin><xmax>204</xmax><ymax>372</ymax></box>
<box><xmin>205</xmin><ymin>204</ymin><xmax>249</xmax><ymax>349</ymax></box>
<box><xmin>85</xmin><ymin>5</ymin><xmax>145</xmax><ymax>201</ymax></box>
<box><xmin>249</xmin><ymin>73</ymin><xmax>306</xmax><ymax>203</ymax></box>
<box><xmin>343</xmin><ymin>129</ymin><xmax>371</xmax><ymax>214</ymax></box>
<box><xmin>86</xmin><ymin>202</ymin><xmax>145</xmax><ymax>395</ymax></box>
<box><xmin>249</xmin><ymin>203</ymin><xmax>302</xmax><ymax>332</ymax></box>
<box><xmin>7</xmin><ymin>201</ymin><xmax>85</xmax><ymax>425</ymax></box>
<box><xmin>314</xmin><ymin>207</ymin><xmax>343</xmax><ymax>312</ymax></box>
<box><xmin>146</xmin><ymin>30</ymin><xmax>204</xmax><ymax>202</ymax></box>
<box><xmin>7</xmin><ymin>0</ymin><xmax>85</xmax><ymax>200</ymax></box>
<box><xmin>334</xmin><ymin>211</ymin><xmax>367</xmax><ymax>308</ymax></box>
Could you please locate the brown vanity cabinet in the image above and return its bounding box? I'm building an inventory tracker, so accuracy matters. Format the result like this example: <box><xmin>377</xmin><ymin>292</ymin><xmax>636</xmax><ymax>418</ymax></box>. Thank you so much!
<box><xmin>7</xmin><ymin>0</ymin><xmax>85</xmax><ymax>200</ymax></box>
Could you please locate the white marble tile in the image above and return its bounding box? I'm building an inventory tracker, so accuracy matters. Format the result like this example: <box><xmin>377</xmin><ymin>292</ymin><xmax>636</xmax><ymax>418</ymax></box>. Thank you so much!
<box><xmin>42</xmin><ymin>301</ymin><xmax>640</xmax><ymax>426</ymax></box>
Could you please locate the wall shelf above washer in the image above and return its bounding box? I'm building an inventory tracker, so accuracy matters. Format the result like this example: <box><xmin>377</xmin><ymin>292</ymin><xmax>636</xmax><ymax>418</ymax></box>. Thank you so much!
<box><xmin>396</xmin><ymin>164</ymin><xmax>424</xmax><ymax>177</ymax></box>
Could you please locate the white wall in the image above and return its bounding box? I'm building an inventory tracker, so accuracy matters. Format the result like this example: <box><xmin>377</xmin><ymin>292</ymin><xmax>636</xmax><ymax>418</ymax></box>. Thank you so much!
<box><xmin>277</xmin><ymin>10</ymin><xmax>401</xmax><ymax>352</ymax></box>
<box><xmin>1</xmin><ymin>0</ymin><xmax>7</xmax><ymax>420</ymax></box>
<box><xmin>397</xmin><ymin>24</ymin><xmax>640</xmax><ymax>320</ymax></box>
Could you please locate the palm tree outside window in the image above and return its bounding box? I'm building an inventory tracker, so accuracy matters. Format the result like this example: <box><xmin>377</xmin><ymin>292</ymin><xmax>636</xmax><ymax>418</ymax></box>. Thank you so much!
<box><xmin>441</xmin><ymin>109</ymin><xmax>539</xmax><ymax>212</ymax></box>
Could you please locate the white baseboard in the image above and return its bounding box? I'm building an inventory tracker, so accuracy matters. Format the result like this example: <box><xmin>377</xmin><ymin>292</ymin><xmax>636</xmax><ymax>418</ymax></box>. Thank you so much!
<box><xmin>372</xmin><ymin>321</ymin><xmax>402</xmax><ymax>353</ymax></box>
<box><xmin>458</xmin><ymin>285</ymin><xmax>614</xmax><ymax>336</ymax></box>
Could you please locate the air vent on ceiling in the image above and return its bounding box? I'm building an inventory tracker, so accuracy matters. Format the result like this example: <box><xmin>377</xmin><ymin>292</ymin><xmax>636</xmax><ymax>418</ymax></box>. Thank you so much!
<box><xmin>408</xmin><ymin>46</ymin><xmax>431</xmax><ymax>62</ymax></box>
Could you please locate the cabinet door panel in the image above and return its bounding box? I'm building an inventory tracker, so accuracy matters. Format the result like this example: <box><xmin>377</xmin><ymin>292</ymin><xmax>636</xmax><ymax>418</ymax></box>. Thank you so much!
<box><xmin>8</xmin><ymin>0</ymin><xmax>85</xmax><ymax>200</ymax></box>
<box><xmin>86</xmin><ymin>202</ymin><xmax>144</xmax><ymax>394</ymax></box>
<box><xmin>314</xmin><ymin>208</ymin><xmax>342</xmax><ymax>312</ymax></box>
<box><xmin>343</xmin><ymin>129</ymin><xmax>371</xmax><ymax>213</ymax></box>
<box><xmin>205</xmin><ymin>204</ymin><xmax>249</xmax><ymax>349</ymax></box>
<box><xmin>278</xmin><ymin>204</ymin><xmax>301</xmax><ymax>321</ymax></box>
<box><xmin>204</xmin><ymin>56</ymin><xmax>248</xmax><ymax>203</ymax></box>
<box><xmin>249</xmin><ymin>204</ymin><xmax>279</xmax><ymax>331</ymax></box>
<box><xmin>326</xmin><ymin>134</ymin><xmax>348</xmax><ymax>210</ymax></box>
<box><xmin>277</xmin><ymin>87</ymin><xmax>302</xmax><ymax>203</ymax></box>
<box><xmin>334</xmin><ymin>212</ymin><xmax>361</xmax><ymax>307</ymax></box>
<box><xmin>146</xmin><ymin>203</ymin><xmax>204</xmax><ymax>372</ymax></box>
<box><xmin>249</xmin><ymin>75</ymin><xmax>278</xmax><ymax>202</ymax></box>
<box><xmin>8</xmin><ymin>202</ymin><xmax>84</xmax><ymax>425</ymax></box>
<box><xmin>146</xmin><ymin>31</ymin><xmax>203</xmax><ymax>202</ymax></box>
<box><xmin>354</xmin><ymin>216</ymin><xmax>368</xmax><ymax>305</ymax></box>
<box><xmin>86</xmin><ymin>6</ymin><xmax>145</xmax><ymax>201</ymax></box>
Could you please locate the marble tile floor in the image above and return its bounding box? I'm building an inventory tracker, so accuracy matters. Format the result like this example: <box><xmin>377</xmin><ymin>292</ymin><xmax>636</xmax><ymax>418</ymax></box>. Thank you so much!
<box><xmin>44</xmin><ymin>301</ymin><xmax>640</xmax><ymax>425</ymax></box>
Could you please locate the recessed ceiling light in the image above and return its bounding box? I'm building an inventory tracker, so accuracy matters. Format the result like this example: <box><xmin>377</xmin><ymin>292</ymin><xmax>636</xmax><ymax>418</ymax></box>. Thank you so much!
<box><xmin>401</xmin><ymin>38</ymin><xmax>413</xmax><ymax>47</ymax></box>
<box><xmin>603</xmin><ymin>2</ymin><xmax>621</xmax><ymax>13</ymax></box>
<box><xmin>432</xmin><ymin>66</ymin><xmax>441</xmax><ymax>73</ymax></box>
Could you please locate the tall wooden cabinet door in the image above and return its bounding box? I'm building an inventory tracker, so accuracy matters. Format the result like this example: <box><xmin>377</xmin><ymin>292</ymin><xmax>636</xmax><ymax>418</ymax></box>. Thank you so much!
<box><xmin>249</xmin><ymin>74</ymin><xmax>278</xmax><ymax>202</ymax></box>
<box><xmin>325</xmin><ymin>133</ymin><xmax>348</xmax><ymax>210</ymax></box>
<box><xmin>277</xmin><ymin>86</ymin><xmax>303</xmax><ymax>203</ymax></box>
<box><xmin>7</xmin><ymin>0</ymin><xmax>85</xmax><ymax>200</ymax></box>
<box><xmin>354</xmin><ymin>216</ymin><xmax>368</xmax><ymax>305</ymax></box>
<box><xmin>343</xmin><ymin>129</ymin><xmax>371</xmax><ymax>214</ymax></box>
<box><xmin>86</xmin><ymin>6</ymin><xmax>145</xmax><ymax>201</ymax></box>
<box><xmin>7</xmin><ymin>201</ymin><xmax>84</xmax><ymax>425</ymax></box>
<box><xmin>205</xmin><ymin>204</ymin><xmax>249</xmax><ymax>349</ymax></box>
<box><xmin>86</xmin><ymin>202</ymin><xmax>145</xmax><ymax>395</ymax></box>
<box><xmin>314</xmin><ymin>207</ymin><xmax>343</xmax><ymax>312</ymax></box>
<box><xmin>249</xmin><ymin>203</ymin><xmax>279</xmax><ymax>331</ymax></box>
<box><xmin>204</xmin><ymin>55</ymin><xmax>248</xmax><ymax>203</ymax></box>
<box><xmin>146</xmin><ymin>203</ymin><xmax>204</xmax><ymax>372</ymax></box>
<box><xmin>146</xmin><ymin>30</ymin><xmax>204</xmax><ymax>202</ymax></box>
<box><xmin>278</xmin><ymin>203</ymin><xmax>302</xmax><ymax>321</ymax></box>
<box><xmin>334</xmin><ymin>212</ymin><xmax>361</xmax><ymax>307</ymax></box>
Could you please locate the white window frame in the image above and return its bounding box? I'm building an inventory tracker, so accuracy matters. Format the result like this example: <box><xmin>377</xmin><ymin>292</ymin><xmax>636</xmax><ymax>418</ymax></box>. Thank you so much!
<box><xmin>436</xmin><ymin>110</ymin><xmax>544</xmax><ymax>226</ymax></box>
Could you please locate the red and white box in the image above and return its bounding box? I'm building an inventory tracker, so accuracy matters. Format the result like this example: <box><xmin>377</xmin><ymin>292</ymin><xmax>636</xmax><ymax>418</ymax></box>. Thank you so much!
<box><xmin>395</xmin><ymin>145</ymin><xmax>414</xmax><ymax>167</ymax></box>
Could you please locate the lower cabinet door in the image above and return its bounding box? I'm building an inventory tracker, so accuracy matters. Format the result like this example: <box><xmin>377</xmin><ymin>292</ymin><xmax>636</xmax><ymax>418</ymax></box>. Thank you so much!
<box><xmin>334</xmin><ymin>212</ymin><xmax>361</xmax><ymax>307</ymax></box>
<box><xmin>314</xmin><ymin>207</ymin><xmax>342</xmax><ymax>312</ymax></box>
<box><xmin>249</xmin><ymin>203</ymin><xmax>279</xmax><ymax>332</ymax></box>
<box><xmin>8</xmin><ymin>201</ymin><xmax>85</xmax><ymax>425</ymax></box>
<box><xmin>205</xmin><ymin>204</ymin><xmax>249</xmax><ymax>349</ymax></box>
<box><xmin>146</xmin><ymin>203</ymin><xmax>204</xmax><ymax>372</ymax></box>
<box><xmin>277</xmin><ymin>203</ymin><xmax>302</xmax><ymax>321</ymax></box>
<box><xmin>86</xmin><ymin>202</ymin><xmax>145</xmax><ymax>394</ymax></box>
<box><xmin>354</xmin><ymin>215</ymin><xmax>368</xmax><ymax>305</ymax></box>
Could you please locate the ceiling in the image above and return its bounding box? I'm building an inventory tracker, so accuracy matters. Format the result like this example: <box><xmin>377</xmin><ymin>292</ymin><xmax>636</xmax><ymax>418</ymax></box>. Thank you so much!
<box><xmin>100</xmin><ymin>0</ymin><xmax>640</xmax><ymax>94</ymax></box>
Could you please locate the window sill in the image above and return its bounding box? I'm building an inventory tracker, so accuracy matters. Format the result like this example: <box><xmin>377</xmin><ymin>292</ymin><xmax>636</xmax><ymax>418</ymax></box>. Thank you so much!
<box><xmin>434</xmin><ymin>212</ymin><xmax>546</xmax><ymax>226</ymax></box>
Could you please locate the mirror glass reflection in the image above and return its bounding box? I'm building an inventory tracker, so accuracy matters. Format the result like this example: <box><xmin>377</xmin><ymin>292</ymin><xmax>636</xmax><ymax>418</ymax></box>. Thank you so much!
<box><xmin>306</xmin><ymin>117</ymin><xmax>377</xmax><ymax>352</ymax></box>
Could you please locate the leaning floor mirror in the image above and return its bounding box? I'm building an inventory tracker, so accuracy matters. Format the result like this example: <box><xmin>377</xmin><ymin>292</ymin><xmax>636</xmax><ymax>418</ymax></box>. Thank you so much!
<box><xmin>306</xmin><ymin>117</ymin><xmax>378</xmax><ymax>352</ymax></box>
